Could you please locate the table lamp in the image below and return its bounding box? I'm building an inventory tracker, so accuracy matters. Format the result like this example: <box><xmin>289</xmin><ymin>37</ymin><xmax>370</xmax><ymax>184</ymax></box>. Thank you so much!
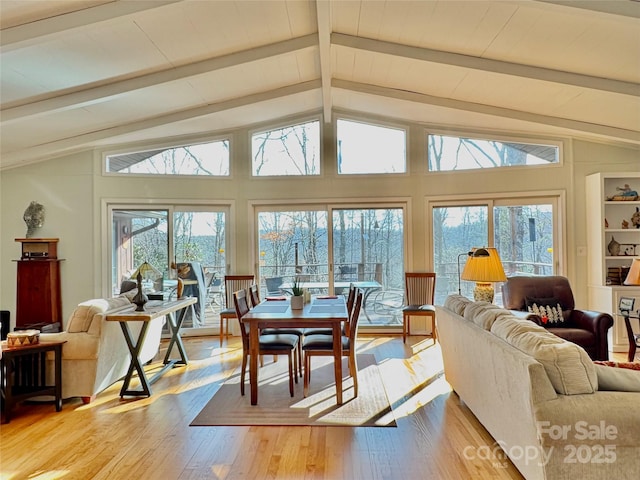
<box><xmin>131</xmin><ymin>261</ymin><xmax>163</xmax><ymax>291</ymax></box>
<box><xmin>623</xmin><ymin>258</ymin><xmax>640</xmax><ymax>285</ymax></box>
<box><xmin>457</xmin><ymin>248</ymin><xmax>489</xmax><ymax>295</ymax></box>
<box><xmin>461</xmin><ymin>247</ymin><xmax>507</xmax><ymax>302</ymax></box>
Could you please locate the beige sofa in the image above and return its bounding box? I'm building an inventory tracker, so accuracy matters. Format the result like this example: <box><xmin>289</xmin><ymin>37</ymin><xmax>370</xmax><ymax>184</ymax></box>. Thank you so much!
<box><xmin>437</xmin><ymin>295</ymin><xmax>640</xmax><ymax>480</ymax></box>
<box><xmin>40</xmin><ymin>296</ymin><xmax>165</xmax><ymax>402</ymax></box>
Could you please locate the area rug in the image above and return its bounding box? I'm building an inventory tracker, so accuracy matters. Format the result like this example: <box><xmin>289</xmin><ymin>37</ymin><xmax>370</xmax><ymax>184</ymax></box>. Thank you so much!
<box><xmin>190</xmin><ymin>354</ymin><xmax>396</xmax><ymax>427</ymax></box>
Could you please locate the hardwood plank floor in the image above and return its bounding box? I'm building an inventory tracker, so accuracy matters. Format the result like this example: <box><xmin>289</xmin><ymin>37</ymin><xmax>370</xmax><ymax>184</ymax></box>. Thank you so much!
<box><xmin>2</xmin><ymin>335</ymin><xmax>627</xmax><ymax>479</ymax></box>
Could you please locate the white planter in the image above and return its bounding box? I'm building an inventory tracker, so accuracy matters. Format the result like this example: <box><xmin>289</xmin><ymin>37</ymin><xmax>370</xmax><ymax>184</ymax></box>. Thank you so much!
<box><xmin>290</xmin><ymin>295</ymin><xmax>304</xmax><ymax>310</ymax></box>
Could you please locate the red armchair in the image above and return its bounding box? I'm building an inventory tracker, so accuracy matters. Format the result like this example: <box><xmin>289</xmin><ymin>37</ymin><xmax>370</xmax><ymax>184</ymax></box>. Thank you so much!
<box><xmin>501</xmin><ymin>275</ymin><xmax>613</xmax><ymax>361</ymax></box>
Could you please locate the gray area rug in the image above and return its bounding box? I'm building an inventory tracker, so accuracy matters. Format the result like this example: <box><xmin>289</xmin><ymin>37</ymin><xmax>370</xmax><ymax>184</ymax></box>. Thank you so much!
<box><xmin>190</xmin><ymin>353</ymin><xmax>396</xmax><ymax>427</ymax></box>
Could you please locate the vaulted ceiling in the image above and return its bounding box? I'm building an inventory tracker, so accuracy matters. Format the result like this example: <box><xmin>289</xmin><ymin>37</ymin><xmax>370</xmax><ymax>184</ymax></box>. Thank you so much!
<box><xmin>1</xmin><ymin>0</ymin><xmax>639</xmax><ymax>171</ymax></box>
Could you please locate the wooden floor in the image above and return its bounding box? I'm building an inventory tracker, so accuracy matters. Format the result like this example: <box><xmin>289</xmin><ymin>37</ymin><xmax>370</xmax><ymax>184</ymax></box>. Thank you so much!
<box><xmin>1</xmin><ymin>336</ymin><xmax>627</xmax><ymax>480</ymax></box>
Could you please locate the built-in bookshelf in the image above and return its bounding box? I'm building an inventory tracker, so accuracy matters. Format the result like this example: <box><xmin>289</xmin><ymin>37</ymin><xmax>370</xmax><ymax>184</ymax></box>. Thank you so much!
<box><xmin>586</xmin><ymin>172</ymin><xmax>640</xmax><ymax>353</ymax></box>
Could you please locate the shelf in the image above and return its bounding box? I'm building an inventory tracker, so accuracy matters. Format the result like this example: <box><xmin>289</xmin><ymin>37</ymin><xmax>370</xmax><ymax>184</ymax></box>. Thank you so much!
<box><xmin>604</xmin><ymin>229</ymin><xmax>640</xmax><ymax>233</ymax></box>
<box><xmin>604</xmin><ymin>201</ymin><xmax>640</xmax><ymax>205</ymax></box>
<box><xmin>605</xmin><ymin>256</ymin><xmax>637</xmax><ymax>260</ymax></box>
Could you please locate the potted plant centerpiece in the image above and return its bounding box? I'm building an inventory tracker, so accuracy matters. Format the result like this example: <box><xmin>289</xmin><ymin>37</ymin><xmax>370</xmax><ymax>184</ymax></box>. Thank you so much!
<box><xmin>290</xmin><ymin>276</ymin><xmax>305</xmax><ymax>310</ymax></box>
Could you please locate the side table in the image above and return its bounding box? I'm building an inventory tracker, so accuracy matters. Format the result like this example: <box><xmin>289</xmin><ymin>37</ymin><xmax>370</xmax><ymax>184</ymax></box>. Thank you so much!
<box><xmin>1</xmin><ymin>340</ymin><xmax>66</xmax><ymax>423</ymax></box>
<box><xmin>621</xmin><ymin>311</ymin><xmax>640</xmax><ymax>362</ymax></box>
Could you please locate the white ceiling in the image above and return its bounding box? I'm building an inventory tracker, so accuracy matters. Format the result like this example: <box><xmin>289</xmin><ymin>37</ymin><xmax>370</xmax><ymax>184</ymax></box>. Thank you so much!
<box><xmin>1</xmin><ymin>0</ymin><xmax>639</xmax><ymax>170</ymax></box>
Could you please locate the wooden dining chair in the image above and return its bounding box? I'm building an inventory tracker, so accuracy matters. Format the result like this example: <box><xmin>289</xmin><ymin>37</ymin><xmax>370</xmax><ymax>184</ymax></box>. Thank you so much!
<box><xmin>256</xmin><ymin>282</ymin><xmax>304</xmax><ymax>375</ymax></box>
<box><xmin>219</xmin><ymin>274</ymin><xmax>255</xmax><ymax>346</ymax></box>
<box><xmin>402</xmin><ymin>272</ymin><xmax>437</xmax><ymax>344</ymax></box>
<box><xmin>302</xmin><ymin>289</ymin><xmax>363</xmax><ymax>398</ymax></box>
<box><xmin>248</xmin><ymin>283</ymin><xmax>261</xmax><ymax>308</ymax></box>
<box><xmin>233</xmin><ymin>289</ymin><xmax>299</xmax><ymax>397</ymax></box>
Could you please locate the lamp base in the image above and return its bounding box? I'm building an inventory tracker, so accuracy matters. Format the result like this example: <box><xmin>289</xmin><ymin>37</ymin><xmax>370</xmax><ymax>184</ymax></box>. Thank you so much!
<box><xmin>473</xmin><ymin>282</ymin><xmax>495</xmax><ymax>303</ymax></box>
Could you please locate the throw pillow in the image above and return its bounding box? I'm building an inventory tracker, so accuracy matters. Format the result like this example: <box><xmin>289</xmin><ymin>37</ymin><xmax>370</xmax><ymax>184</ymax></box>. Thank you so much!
<box><xmin>525</xmin><ymin>296</ymin><xmax>565</xmax><ymax>326</ymax></box>
<box><xmin>593</xmin><ymin>362</ymin><xmax>640</xmax><ymax>392</ymax></box>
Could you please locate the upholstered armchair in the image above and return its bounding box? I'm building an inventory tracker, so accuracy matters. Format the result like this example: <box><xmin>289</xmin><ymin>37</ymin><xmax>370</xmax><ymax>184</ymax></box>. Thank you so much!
<box><xmin>501</xmin><ymin>275</ymin><xmax>613</xmax><ymax>361</ymax></box>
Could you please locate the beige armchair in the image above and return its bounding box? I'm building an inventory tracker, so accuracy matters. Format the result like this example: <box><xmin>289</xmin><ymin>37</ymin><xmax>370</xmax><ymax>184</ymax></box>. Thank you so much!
<box><xmin>40</xmin><ymin>296</ymin><xmax>165</xmax><ymax>403</ymax></box>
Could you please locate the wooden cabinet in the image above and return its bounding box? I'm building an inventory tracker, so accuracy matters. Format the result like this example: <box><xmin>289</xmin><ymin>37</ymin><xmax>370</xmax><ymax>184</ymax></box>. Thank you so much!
<box><xmin>14</xmin><ymin>238</ymin><xmax>63</xmax><ymax>331</ymax></box>
<box><xmin>586</xmin><ymin>173</ymin><xmax>640</xmax><ymax>352</ymax></box>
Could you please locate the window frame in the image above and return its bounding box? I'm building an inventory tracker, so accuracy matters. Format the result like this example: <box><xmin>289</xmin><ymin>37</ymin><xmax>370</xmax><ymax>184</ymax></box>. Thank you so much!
<box><xmin>101</xmin><ymin>134</ymin><xmax>233</xmax><ymax>178</ymax></box>
<box><xmin>426</xmin><ymin>190</ymin><xmax>566</xmax><ymax>299</ymax></box>
<box><xmin>249</xmin><ymin>115</ymin><xmax>323</xmax><ymax>178</ymax></box>
<box><xmin>426</xmin><ymin>128</ymin><xmax>564</xmax><ymax>174</ymax></box>
<box><xmin>335</xmin><ymin>115</ymin><xmax>409</xmax><ymax>176</ymax></box>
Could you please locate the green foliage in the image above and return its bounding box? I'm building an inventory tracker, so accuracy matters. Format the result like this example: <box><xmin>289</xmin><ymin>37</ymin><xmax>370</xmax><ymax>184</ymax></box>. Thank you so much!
<box><xmin>291</xmin><ymin>276</ymin><xmax>304</xmax><ymax>296</ymax></box>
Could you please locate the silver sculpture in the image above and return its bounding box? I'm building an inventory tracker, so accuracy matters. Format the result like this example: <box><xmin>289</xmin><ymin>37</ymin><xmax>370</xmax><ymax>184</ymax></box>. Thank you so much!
<box><xmin>23</xmin><ymin>201</ymin><xmax>45</xmax><ymax>238</ymax></box>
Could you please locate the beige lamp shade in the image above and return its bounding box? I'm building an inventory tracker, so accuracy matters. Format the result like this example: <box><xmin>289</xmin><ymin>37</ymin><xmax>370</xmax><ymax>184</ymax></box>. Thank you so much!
<box><xmin>131</xmin><ymin>261</ymin><xmax>163</xmax><ymax>292</ymax></box>
<box><xmin>624</xmin><ymin>258</ymin><xmax>640</xmax><ymax>286</ymax></box>
<box><xmin>461</xmin><ymin>247</ymin><xmax>507</xmax><ymax>302</ymax></box>
<box><xmin>461</xmin><ymin>247</ymin><xmax>507</xmax><ymax>283</ymax></box>
<box><xmin>131</xmin><ymin>261</ymin><xmax>162</xmax><ymax>280</ymax></box>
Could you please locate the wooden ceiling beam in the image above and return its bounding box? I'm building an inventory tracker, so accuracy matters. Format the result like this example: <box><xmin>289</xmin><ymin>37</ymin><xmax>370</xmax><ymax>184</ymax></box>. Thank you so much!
<box><xmin>1</xmin><ymin>0</ymin><xmax>183</xmax><ymax>52</ymax></box>
<box><xmin>333</xmin><ymin>79</ymin><xmax>640</xmax><ymax>144</ymax></box>
<box><xmin>316</xmin><ymin>0</ymin><xmax>333</xmax><ymax>123</ymax></box>
<box><xmin>332</xmin><ymin>33</ymin><xmax>640</xmax><ymax>98</ymax></box>
<box><xmin>1</xmin><ymin>34</ymin><xmax>317</xmax><ymax>124</ymax></box>
<box><xmin>0</xmin><ymin>80</ymin><xmax>321</xmax><ymax>168</ymax></box>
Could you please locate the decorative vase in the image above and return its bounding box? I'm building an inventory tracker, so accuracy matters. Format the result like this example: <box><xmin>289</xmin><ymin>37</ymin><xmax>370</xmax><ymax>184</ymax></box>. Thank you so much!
<box><xmin>132</xmin><ymin>272</ymin><xmax>148</xmax><ymax>311</ymax></box>
<box><xmin>607</xmin><ymin>236</ymin><xmax>621</xmax><ymax>256</ymax></box>
<box><xmin>290</xmin><ymin>295</ymin><xmax>304</xmax><ymax>310</ymax></box>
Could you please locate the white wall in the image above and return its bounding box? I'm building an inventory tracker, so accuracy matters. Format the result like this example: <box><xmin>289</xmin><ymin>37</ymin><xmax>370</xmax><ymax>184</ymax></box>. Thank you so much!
<box><xmin>1</xmin><ymin>122</ymin><xmax>638</xmax><ymax>327</ymax></box>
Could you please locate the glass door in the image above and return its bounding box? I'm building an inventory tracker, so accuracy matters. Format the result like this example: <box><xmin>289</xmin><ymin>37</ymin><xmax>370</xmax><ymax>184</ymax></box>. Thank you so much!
<box><xmin>110</xmin><ymin>205</ymin><xmax>227</xmax><ymax>336</ymax></box>
<box><xmin>431</xmin><ymin>197</ymin><xmax>559</xmax><ymax>306</ymax></box>
<box><xmin>111</xmin><ymin>208</ymin><xmax>169</xmax><ymax>297</ymax></box>
<box><xmin>432</xmin><ymin>205</ymin><xmax>489</xmax><ymax>304</ymax></box>
<box><xmin>331</xmin><ymin>208</ymin><xmax>405</xmax><ymax>328</ymax></box>
<box><xmin>173</xmin><ymin>208</ymin><xmax>227</xmax><ymax>333</ymax></box>
<box><xmin>257</xmin><ymin>208</ymin><xmax>329</xmax><ymax>297</ymax></box>
<box><xmin>255</xmin><ymin>204</ymin><xmax>406</xmax><ymax>330</ymax></box>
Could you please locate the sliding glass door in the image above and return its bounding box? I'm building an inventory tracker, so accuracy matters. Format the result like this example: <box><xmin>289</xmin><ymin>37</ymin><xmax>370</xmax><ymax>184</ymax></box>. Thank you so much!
<box><xmin>110</xmin><ymin>204</ymin><xmax>227</xmax><ymax>335</ymax></box>
<box><xmin>255</xmin><ymin>204</ymin><xmax>406</xmax><ymax>329</ymax></box>
<box><xmin>431</xmin><ymin>197</ymin><xmax>559</xmax><ymax>306</ymax></box>
<box><xmin>257</xmin><ymin>208</ymin><xmax>329</xmax><ymax>294</ymax></box>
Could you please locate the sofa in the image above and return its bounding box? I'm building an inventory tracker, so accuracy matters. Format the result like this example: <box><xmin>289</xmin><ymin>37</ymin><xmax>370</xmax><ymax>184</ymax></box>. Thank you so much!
<box><xmin>501</xmin><ymin>275</ymin><xmax>613</xmax><ymax>361</ymax></box>
<box><xmin>40</xmin><ymin>295</ymin><xmax>165</xmax><ymax>402</ymax></box>
<box><xmin>437</xmin><ymin>295</ymin><xmax>640</xmax><ymax>480</ymax></box>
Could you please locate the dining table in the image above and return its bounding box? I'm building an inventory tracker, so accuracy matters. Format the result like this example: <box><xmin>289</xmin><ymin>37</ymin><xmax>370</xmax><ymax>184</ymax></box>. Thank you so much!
<box><xmin>278</xmin><ymin>280</ymin><xmax>381</xmax><ymax>320</ymax></box>
<box><xmin>241</xmin><ymin>295</ymin><xmax>348</xmax><ymax>405</ymax></box>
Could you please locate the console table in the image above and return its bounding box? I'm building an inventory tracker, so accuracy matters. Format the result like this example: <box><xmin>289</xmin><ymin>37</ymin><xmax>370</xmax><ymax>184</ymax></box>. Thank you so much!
<box><xmin>1</xmin><ymin>340</ymin><xmax>65</xmax><ymax>423</ymax></box>
<box><xmin>105</xmin><ymin>297</ymin><xmax>196</xmax><ymax>397</ymax></box>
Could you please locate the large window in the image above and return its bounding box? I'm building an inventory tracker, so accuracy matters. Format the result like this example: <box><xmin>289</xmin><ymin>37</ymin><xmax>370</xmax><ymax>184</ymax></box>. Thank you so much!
<box><xmin>337</xmin><ymin>119</ymin><xmax>406</xmax><ymax>174</ymax></box>
<box><xmin>428</xmin><ymin>134</ymin><xmax>559</xmax><ymax>172</ymax></box>
<box><xmin>251</xmin><ymin>119</ymin><xmax>320</xmax><ymax>176</ymax></box>
<box><xmin>106</xmin><ymin>139</ymin><xmax>230</xmax><ymax>176</ymax></box>
<box><xmin>431</xmin><ymin>197</ymin><xmax>558</xmax><ymax>306</ymax></box>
